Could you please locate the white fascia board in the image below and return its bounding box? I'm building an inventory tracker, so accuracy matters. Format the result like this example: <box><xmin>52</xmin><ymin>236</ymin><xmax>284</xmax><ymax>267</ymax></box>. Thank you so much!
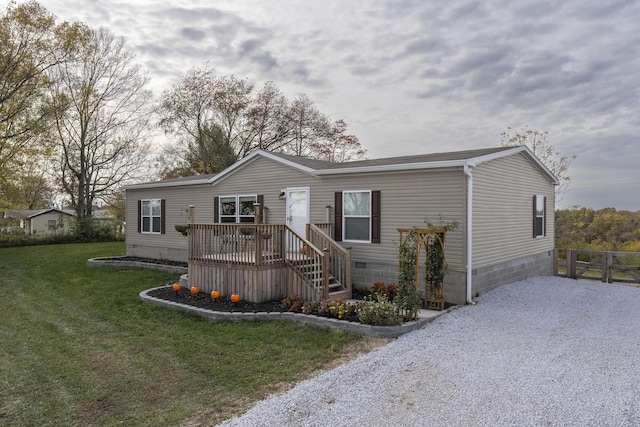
<box><xmin>122</xmin><ymin>150</ymin><xmax>317</xmax><ymax>191</ymax></box>
<box><xmin>208</xmin><ymin>150</ymin><xmax>318</xmax><ymax>184</ymax></box>
<box><xmin>467</xmin><ymin>146</ymin><xmax>560</xmax><ymax>185</ymax></box>
<box><xmin>314</xmin><ymin>159</ymin><xmax>468</xmax><ymax>175</ymax></box>
<box><xmin>122</xmin><ymin>178</ymin><xmax>214</xmax><ymax>191</ymax></box>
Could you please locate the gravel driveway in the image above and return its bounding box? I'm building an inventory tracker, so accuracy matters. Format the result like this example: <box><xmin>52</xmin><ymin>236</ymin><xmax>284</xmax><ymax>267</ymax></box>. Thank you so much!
<box><xmin>220</xmin><ymin>277</ymin><xmax>640</xmax><ymax>426</ymax></box>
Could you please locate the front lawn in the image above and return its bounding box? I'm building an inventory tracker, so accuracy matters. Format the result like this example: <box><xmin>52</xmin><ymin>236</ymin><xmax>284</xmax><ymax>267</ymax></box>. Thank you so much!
<box><xmin>0</xmin><ymin>242</ymin><xmax>380</xmax><ymax>426</ymax></box>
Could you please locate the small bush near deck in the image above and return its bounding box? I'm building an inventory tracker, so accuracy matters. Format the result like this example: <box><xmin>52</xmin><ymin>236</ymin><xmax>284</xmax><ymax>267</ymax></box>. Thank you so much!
<box><xmin>370</xmin><ymin>281</ymin><xmax>398</xmax><ymax>300</ymax></box>
<box><xmin>355</xmin><ymin>295</ymin><xmax>403</xmax><ymax>326</ymax></box>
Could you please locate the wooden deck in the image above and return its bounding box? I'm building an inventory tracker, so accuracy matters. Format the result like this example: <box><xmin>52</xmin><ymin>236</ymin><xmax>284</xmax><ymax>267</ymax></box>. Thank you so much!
<box><xmin>184</xmin><ymin>223</ymin><xmax>351</xmax><ymax>303</ymax></box>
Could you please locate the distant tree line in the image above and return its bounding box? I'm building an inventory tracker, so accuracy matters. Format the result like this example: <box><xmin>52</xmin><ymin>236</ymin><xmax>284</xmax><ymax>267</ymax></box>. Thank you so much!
<box><xmin>556</xmin><ymin>207</ymin><xmax>640</xmax><ymax>252</ymax></box>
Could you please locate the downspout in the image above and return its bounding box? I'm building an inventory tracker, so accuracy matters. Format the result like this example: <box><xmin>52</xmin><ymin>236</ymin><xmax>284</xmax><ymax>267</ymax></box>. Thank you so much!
<box><xmin>463</xmin><ymin>164</ymin><xmax>476</xmax><ymax>304</ymax></box>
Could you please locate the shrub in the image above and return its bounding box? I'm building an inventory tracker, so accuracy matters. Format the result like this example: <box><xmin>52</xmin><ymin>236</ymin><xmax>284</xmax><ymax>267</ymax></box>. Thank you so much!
<box><xmin>370</xmin><ymin>281</ymin><xmax>398</xmax><ymax>300</ymax></box>
<box><xmin>356</xmin><ymin>294</ymin><xmax>403</xmax><ymax>326</ymax></box>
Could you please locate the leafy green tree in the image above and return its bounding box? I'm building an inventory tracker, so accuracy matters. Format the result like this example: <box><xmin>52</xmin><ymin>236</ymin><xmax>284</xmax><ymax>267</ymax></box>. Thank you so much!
<box><xmin>0</xmin><ymin>1</ymin><xmax>61</xmax><ymax>203</ymax></box>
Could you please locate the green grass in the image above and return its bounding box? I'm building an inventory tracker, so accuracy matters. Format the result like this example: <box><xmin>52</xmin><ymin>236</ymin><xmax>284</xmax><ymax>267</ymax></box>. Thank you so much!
<box><xmin>0</xmin><ymin>242</ymin><xmax>374</xmax><ymax>426</ymax></box>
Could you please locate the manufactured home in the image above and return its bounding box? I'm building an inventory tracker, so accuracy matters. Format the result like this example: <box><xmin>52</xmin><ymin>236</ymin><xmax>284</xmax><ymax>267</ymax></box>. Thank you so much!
<box><xmin>123</xmin><ymin>146</ymin><xmax>557</xmax><ymax>305</ymax></box>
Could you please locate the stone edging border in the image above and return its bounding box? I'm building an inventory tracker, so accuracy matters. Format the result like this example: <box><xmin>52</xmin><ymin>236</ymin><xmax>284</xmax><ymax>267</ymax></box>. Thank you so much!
<box><xmin>87</xmin><ymin>257</ymin><xmax>188</xmax><ymax>274</ymax></box>
<box><xmin>139</xmin><ymin>286</ymin><xmax>452</xmax><ymax>339</ymax></box>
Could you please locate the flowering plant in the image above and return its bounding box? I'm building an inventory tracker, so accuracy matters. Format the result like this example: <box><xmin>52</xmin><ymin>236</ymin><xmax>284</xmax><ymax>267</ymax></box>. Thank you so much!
<box><xmin>281</xmin><ymin>293</ymin><xmax>305</xmax><ymax>312</ymax></box>
<box><xmin>370</xmin><ymin>281</ymin><xmax>398</xmax><ymax>300</ymax></box>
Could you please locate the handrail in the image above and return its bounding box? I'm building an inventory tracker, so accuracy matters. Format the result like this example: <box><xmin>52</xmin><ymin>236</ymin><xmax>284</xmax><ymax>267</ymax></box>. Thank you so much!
<box><xmin>307</xmin><ymin>223</ymin><xmax>351</xmax><ymax>296</ymax></box>
<box><xmin>284</xmin><ymin>224</ymin><xmax>329</xmax><ymax>298</ymax></box>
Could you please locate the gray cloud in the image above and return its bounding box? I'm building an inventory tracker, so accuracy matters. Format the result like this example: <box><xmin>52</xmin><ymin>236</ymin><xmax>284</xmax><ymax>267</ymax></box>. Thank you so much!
<box><xmin>180</xmin><ymin>27</ymin><xmax>206</xmax><ymax>41</ymax></box>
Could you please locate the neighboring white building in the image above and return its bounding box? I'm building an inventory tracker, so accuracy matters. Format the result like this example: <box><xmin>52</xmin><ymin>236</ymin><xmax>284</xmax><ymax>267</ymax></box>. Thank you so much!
<box><xmin>2</xmin><ymin>209</ymin><xmax>75</xmax><ymax>235</ymax></box>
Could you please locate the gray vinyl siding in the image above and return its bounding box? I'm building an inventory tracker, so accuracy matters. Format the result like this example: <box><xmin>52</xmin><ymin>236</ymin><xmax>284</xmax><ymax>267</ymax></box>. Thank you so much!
<box><xmin>472</xmin><ymin>153</ymin><xmax>555</xmax><ymax>269</ymax></box>
<box><xmin>311</xmin><ymin>169</ymin><xmax>466</xmax><ymax>271</ymax></box>
<box><xmin>215</xmin><ymin>157</ymin><xmax>467</xmax><ymax>269</ymax></box>
<box><xmin>125</xmin><ymin>184</ymin><xmax>214</xmax><ymax>258</ymax></box>
<box><xmin>213</xmin><ymin>156</ymin><xmax>318</xmax><ymax>224</ymax></box>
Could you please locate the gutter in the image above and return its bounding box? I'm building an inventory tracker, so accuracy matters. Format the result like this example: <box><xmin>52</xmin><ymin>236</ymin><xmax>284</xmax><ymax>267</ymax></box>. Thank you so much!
<box><xmin>463</xmin><ymin>164</ymin><xmax>476</xmax><ymax>305</ymax></box>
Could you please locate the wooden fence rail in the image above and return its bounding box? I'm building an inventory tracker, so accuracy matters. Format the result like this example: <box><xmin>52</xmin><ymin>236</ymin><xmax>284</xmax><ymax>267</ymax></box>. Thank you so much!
<box><xmin>555</xmin><ymin>249</ymin><xmax>640</xmax><ymax>284</ymax></box>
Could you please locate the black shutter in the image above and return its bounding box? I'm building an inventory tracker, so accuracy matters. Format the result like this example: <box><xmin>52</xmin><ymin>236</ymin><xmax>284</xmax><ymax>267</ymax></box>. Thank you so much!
<box><xmin>543</xmin><ymin>196</ymin><xmax>547</xmax><ymax>237</ymax></box>
<box><xmin>334</xmin><ymin>192</ymin><xmax>342</xmax><ymax>242</ymax></box>
<box><xmin>214</xmin><ymin>197</ymin><xmax>219</xmax><ymax>223</ymax></box>
<box><xmin>137</xmin><ymin>200</ymin><xmax>141</xmax><ymax>233</ymax></box>
<box><xmin>371</xmin><ymin>190</ymin><xmax>381</xmax><ymax>243</ymax></box>
<box><xmin>160</xmin><ymin>199</ymin><xmax>166</xmax><ymax>234</ymax></box>
<box><xmin>257</xmin><ymin>194</ymin><xmax>264</xmax><ymax>222</ymax></box>
<box><xmin>532</xmin><ymin>195</ymin><xmax>537</xmax><ymax>238</ymax></box>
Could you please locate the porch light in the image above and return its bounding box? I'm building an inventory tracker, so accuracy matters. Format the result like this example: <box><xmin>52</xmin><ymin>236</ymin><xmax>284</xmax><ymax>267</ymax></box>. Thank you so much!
<box><xmin>279</xmin><ymin>190</ymin><xmax>285</xmax><ymax>200</ymax></box>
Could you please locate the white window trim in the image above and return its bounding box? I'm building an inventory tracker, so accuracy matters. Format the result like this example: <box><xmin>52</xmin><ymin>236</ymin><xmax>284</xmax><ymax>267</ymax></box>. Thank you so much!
<box><xmin>219</xmin><ymin>194</ymin><xmax>257</xmax><ymax>223</ymax></box>
<box><xmin>141</xmin><ymin>199</ymin><xmax>162</xmax><ymax>234</ymax></box>
<box><xmin>342</xmin><ymin>190</ymin><xmax>372</xmax><ymax>243</ymax></box>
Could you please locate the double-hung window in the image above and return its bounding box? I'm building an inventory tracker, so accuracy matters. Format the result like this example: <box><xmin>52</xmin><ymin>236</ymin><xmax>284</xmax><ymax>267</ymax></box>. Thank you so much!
<box><xmin>141</xmin><ymin>199</ymin><xmax>162</xmax><ymax>233</ymax></box>
<box><xmin>343</xmin><ymin>190</ymin><xmax>371</xmax><ymax>242</ymax></box>
<box><xmin>219</xmin><ymin>195</ymin><xmax>257</xmax><ymax>223</ymax></box>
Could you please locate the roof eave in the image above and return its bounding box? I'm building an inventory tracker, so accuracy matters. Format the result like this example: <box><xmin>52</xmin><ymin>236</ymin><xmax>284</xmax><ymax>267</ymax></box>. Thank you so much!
<box><xmin>122</xmin><ymin>177</ymin><xmax>215</xmax><ymax>191</ymax></box>
<box><xmin>314</xmin><ymin>159</ymin><xmax>468</xmax><ymax>175</ymax></box>
<box><xmin>467</xmin><ymin>146</ymin><xmax>560</xmax><ymax>185</ymax></box>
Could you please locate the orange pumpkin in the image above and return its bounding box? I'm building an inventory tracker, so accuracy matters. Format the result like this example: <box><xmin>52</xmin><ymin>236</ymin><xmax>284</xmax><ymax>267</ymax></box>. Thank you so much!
<box><xmin>190</xmin><ymin>286</ymin><xmax>200</xmax><ymax>295</ymax></box>
<box><xmin>230</xmin><ymin>293</ymin><xmax>241</xmax><ymax>303</ymax></box>
<box><xmin>172</xmin><ymin>283</ymin><xmax>182</xmax><ymax>292</ymax></box>
<box><xmin>211</xmin><ymin>290</ymin><xmax>221</xmax><ymax>300</ymax></box>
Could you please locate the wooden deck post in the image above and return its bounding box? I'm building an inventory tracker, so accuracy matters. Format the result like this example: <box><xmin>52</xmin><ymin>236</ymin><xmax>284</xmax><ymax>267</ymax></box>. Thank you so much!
<box><xmin>253</xmin><ymin>203</ymin><xmax>261</xmax><ymax>225</ymax></box>
<box><xmin>345</xmin><ymin>247</ymin><xmax>352</xmax><ymax>294</ymax></box>
<box><xmin>322</xmin><ymin>248</ymin><xmax>330</xmax><ymax>299</ymax></box>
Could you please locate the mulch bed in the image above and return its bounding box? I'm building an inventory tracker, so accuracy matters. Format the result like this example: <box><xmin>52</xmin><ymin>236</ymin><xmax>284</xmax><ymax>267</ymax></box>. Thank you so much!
<box><xmin>147</xmin><ymin>287</ymin><xmax>284</xmax><ymax>313</ymax></box>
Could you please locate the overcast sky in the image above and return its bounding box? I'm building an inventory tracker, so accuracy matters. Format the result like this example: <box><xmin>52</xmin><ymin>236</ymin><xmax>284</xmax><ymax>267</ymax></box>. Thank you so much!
<box><xmin>31</xmin><ymin>0</ymin><xmax>640</xmax><ymax>210</ymax></box>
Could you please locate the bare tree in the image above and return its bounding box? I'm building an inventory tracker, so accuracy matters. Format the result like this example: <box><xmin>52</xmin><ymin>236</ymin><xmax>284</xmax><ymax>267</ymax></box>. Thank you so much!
<box><xmin>282</xmin><ymin>94</ymin><xmax>332</xmax><ymax>157</ymax></box>
<box><xmin>49</xmin><ymin>26</ymin><xmax>151</xmax><ymax>221</ymax></box>
<box><xmin>309</xmin><ymin>119</ymin><xmax>366</xmax><ymax>162</ymax></box>
<box><xmin>239</xmin><ymin>81</ymin><xmax>290</xmax><ymax>155</ymax></box>
<box><xmin>500</xmin><ymin>126</ymin><xmax>576</xmax><ymax>198</ymax></box>
<box><xmin>158</xmin><ymin>65</ymin><xmax>246</xmax><ymax>175</ymax></box>
<box><xmin>157</xmin><ymin>65</ymin><xmax>364</xmax><ymax>178</ymax></box>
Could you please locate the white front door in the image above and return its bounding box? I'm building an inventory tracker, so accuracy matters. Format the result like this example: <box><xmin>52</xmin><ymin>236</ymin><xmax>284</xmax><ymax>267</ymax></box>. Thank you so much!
<box><xmin>286</xmin><ymin>187</ymin><xmax>309</xmax><ymax>248</ymax></box>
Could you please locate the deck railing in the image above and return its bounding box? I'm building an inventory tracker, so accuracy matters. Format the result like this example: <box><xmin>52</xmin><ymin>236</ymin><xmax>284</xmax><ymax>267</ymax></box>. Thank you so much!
<box><xmin>188</xmin><ymin>223</ymin><xmax>285</xmax><ymax>265</ymax></box>
<box><xmin>187</xmin><ymin>223</ymin><xmax>339</xmax><ymax>299</ymax></box>
<box><xmin>555</xmin><ymin>249</ymin><xmax>640</xmax><ymax>284</ymax></box>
